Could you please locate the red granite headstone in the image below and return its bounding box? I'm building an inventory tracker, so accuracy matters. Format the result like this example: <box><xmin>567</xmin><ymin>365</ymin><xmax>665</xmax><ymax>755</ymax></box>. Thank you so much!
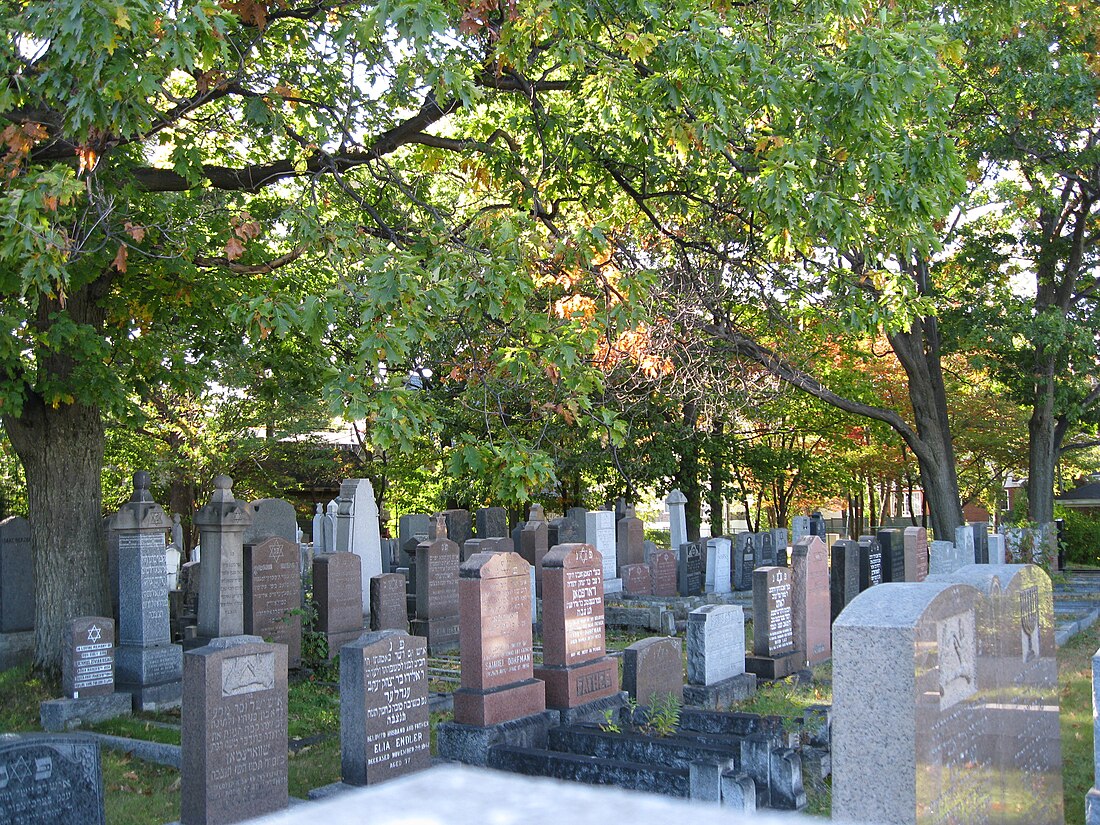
<box><xmin>791</xmin><ymin>535</ymin><xmax>831</xmax><ymax>666</ymax></box>
<box><xmin>313</xmin><ymin>553</ymin><xmax>363</xmax><ymax>659</ymax></box>
<box><xmin>453</xmin><ymin>552</ymin><xmax>545</xmax><ymax>726</ymax></box>
<box><xmin>649</xmin><ymin>550</ymin><xmax>678</xmax><ymax>596</ymax></box>
<box><xmin>534</xmin><ymin>544</ymin><xmax>618</xmax><ymax>708</ymax></box>
<box><xmin>621</xmin><ymin>563</ymin><xmax>654</xmax><ymax>595</ymax></box>
<box><xmin>616</xmin><ymin>506</ymin><xmax>645</xmax><ymax>575</ymax></box>
<box><xmin>904</xmin><ymin>526</ymin><xmax>928</xmax><ymax>582</ymax></box>
<box><xmin>244</xmin><ymin>537</ymin><xmax>302</xmax><ymax>669</ymax></box>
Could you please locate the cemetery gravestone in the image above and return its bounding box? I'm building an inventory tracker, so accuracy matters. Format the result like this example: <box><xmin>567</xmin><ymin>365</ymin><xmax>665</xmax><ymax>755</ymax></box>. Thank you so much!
<box><xmin>370</xmin><ymin>573</ymin><xmax>409</xmax><ymax>632</ymax></box>
<box><xmin>243</xmin><ymin>537</ymin><xmax>302</xmax><ymax>669</ymax></box>
<box><xmin>877</xmin><ymin>528</ymin><xmax>905</xmax><ymax>583</ymax></box>
<box><xmin>858</xmin><ymin>535</ymin><xmax>883</xmax><ymax>591</ymax></box>
<box><xmin>313</xmin><ymin>553</ymin><xmax>364</xmax><ymax>658</ymax></box>
<box><xmin>622</xmin><ymin>637</ymin><xmax>683</xmax><ymax>705</ymax></box>
<box><xmin>550</xmin><ymin>514</ymin><xmax>584</xmax><ymax>547</ymax></box>
<box><xmin>829</xmin><ymin>540</ymin><xmax>860</xmax><ymax>623</ymax></box>
<box><xmin>397</xmin><ymin>514</ymin><xmax>430</xmax><ymax>568</ymax></box>
<box><xmin>438</xmin><ymin>509</ymin><xmax>473</xmax><ymax>547</ymax></box>
<box><xmin>745</xmin><ymin>567</ymin><xmax>799</xmax><ymax>680</ymax></box>
<box><xmin>904</xmin><ymin>526</ymin><xmax>928</xmax><ymax>583</ymax></box>
<box><xmin>954</xmin><ymin>525</ymin><xmax>976</xmax><ymax>567</ymax></box>
<box><xmin>929</xmin><ymin>539</ymin><xmax>963</xmax><ymax>575</ymax></box>
<box><xmin>534</xmin><ymin>544</ymin><xmax>619</xmax><ymax>710</ymax></box>
<box><xmin>0</xmin><ymin>734</ymin><xmax>105</xmax><ymax>824</ymax></box>
<box><xmin>759</xmin><ymin>531</ymin><xmax>777</xmax><ymax>566</ymax></box>
<box><xmin>988</xmin><ymin>534</ymin><xmax>1006</xmax><ymax>565</ymax></box>
<box><xmin>476</xmin><ymin>507</ymin><xmax>509</xmax><ymax>539</ymax></box>
<box><xmin>771</xmin><ymin>528</ymin><xmax>789</xmax><ymax>563</ymax></box>
<box><xmin>519</xmin><ymin>504</ymin><xmax>550</xmax><ymax>594</ymax></box>
<box><xmin>616</xmin><ymin>505</ymin><xmax>646</xmax><ymax>574</ymax></box>
<box><xmin>734</xmin><ymin>533</ymin><xmax>754</xmax><ymax>591</ymax></box>
<box><xmin>621</xmin><ymin>563</ymin><xmax>653</xmax><ymax>596</ymax></box>
<box><xmin>679</xmin><ymin>541</ymin><xmax>704</xmax><ymax>596</ymax></box>
<box><xmin>181</xmin><ymin>635</ymin><xmax>288</xmax><ymax>825</ymax></box>
<box><xmin>241</xmin><ymin>498</ymin><xmax>298</xmax><ymax>547</ymax></box>
<box><xmin>341</xmin><ymin>479</ymin><xmax>384</xmax><ymax>618</ymax></box>
<box><xmin>341</xmin><ymin>630</ymin><xmax>430</xmax><ymax>785</ymax></box>
<box><xmin>586</xmin><ymin>510</ymin><xmax>619</xmax><ymax>593</ymax></box>
<box><xmin>567</xmin><ymin>508</ymin><xmax>589</xmax><ymax>542</ymax></box>
<box><xmin>0</xmin><ymin>516</ymin><xmax>33</xmax><ymax>632</ymax></box>
<box><xmin>791</xmin><ymin>536</ymin><xmax>830</xmax><ymax>666</ymax></box>
<box><xmin>970</xmin><ymin>522</ymin><xmax>990</xmax><ymax>565</ymax></box>
<box><xmin>411</xmin><ymin>517</ymin><xmax>461</xmax><ymax>653</ymax></box>
<box><xmin>810</xmin><ymin>512</ymin><xmax>826</xmax><ymax>537</ymax></box>
<box><xmin>666</xmin><ymin>489</ymin><xmax>688</xmax><ymax>554</ymax></box>
<box><xmin>791</xmin><ymin>516</ymin><xmax>811</xmax><ymax>546</ymax></box>
<box><xmin>684</xmin><ymin>605</ymin><xmax>755</xmax><ymax>708</ymax></box>
<box><xmin>705</xmin><ymin>537</ymin><xmax>732</xmax><ymax>594</ymax></box>
<box><xmin>833</xmin><ymin>568</ymin><xmax>1063</xmax><ymax>825</ymax></box>
<box><xmin>63</xmin><ymin>617</ymin><xmax>115</xmax><ymax>698</ymax></box>
<box><xmin>453</xmin><ymin>552</ymin><xmax>545</xmax><ymax>726</ymax></box>
<box><xmin>113</xmin><ymin>472</ymin><xmax>182</xmax><ymax>709</ymax></box>
<box><xmin>649</xmin><ymin>550</ymin><xmax>678</xmax><ymax>597</ymax></box>
<box><xmin>194</xmin><ymin>475</ymin><xmax>253</xmax><ymax>640</ymax></box>
<box><xmin>323</xmin><ymin>502</ymin><xmax>337</xmax><ymax>557</ymax></box>
<box><xmin>312</xmin><ymin>504</ymin><xmax>327</xmax><ymax>554</ymax></box>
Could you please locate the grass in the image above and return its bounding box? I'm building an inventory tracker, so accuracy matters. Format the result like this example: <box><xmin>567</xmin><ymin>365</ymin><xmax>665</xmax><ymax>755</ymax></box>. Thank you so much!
<box><xmin>1059</xmin><ymin>621</ymin><xmax>1099</xmax><ymax>825</ymax></box>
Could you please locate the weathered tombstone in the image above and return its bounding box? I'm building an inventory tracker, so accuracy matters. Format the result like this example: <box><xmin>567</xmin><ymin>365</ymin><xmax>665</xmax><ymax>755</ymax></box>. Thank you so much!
<box><xmin>877</xmin><ymin>528</ymin><xmax>905</xmax><ymax>583</ymax></box>
<box><xmin>0</xmin><ymin>515</ymin><xmax>33</xmax><ymax>632</ymax></box>
<box><xmin>833</xmin><ymin>569</ymin><xmax>1063</xmax><ymax>825</ymax></box>
<box><xmin>452</xmin><ymin>552</ymin><xmax>545</xmax><ymax>726</ymax></box>
<box><xmin>193</xmin><ymin>475</ymin><xmax>253</xmax><ymax>640</ymax></box>
<box><xmin>954</xmin><ymin>525</ymin><xmax>976</xmax><ymax>566</ymax></box>
<box><xmin>0</xmin><ymin>734</ymin><xmax>105</xmax><ymax>824</ymax></box>
<box><xmin>534</xmin><ymin>544</ymin><xmax>619</xmax><ymax>713</ymax></box>
<box><xmin>172</xmin><ymin>513</ymin><xmax>185</xmax><ymax>554</ymax></box>
<box><xmin>241</xmin><ymin>498</ymin><xmax>298</xmax><ymax>548</ymax></box>
<box><xmin>323</xmin><ymin>501</ymin><xmax>337</xmax><ymax>557</ymax></box>
<box><xmin>858</xmin><ymin>535</ymin><xmax>883</xmax><ymax>591</ymax></box>
<box><xmin>904</xmin><ymin>526</ymin><xmax>928</xmax><ymax>582</ymax></box>
<box><xmin>829</xmin><ymin>539</ymin><xmax>860</xmax><ymax>623</ymax></box>
<box><xmin>622</xmin><ymin>637</ymin><xmax>683</xmax><ymax>705</ymax></box>
<box><xmin>770</xmin><ymin>528</ymin><xmax>789</xmax><ymax>558</ymax></box>
<box><xmin>519</xmin><ymin>504</ymin><xmax>549</xmax><ymax>594</ymax></box>
<box><xmin>313</xmin><ymin>552</ymin><xmax>364</xmax><ymax>658</ymax></box>
<box><xmin>476</xmin><ymin>507</ymin><xmax>509</xmax><ymax>539</ymax></box>
<box><xmin>791</xmin><ymin>536</ymin><xmax>830</xmax><ymax>666</ymax></box>
<box><xmin>989</xmin><ymin>533</ymin><xmax>1006</xmax><ymax>565</ymax></box>
<box><xmin>335</xmin><ymin>479</ymin><xmax>383</xmax><ymax>619</ymax></box>
<box><xmin>411</xmin><ymin>516</ymin><xmax>461</xmax><ymax>653</ymax></box>
<box><xmin>312</xmin><ymin>503</ymin><xmax>327</xmax><ymax>554</ymax></box>
<box><xmin>181</xmin><ymin>635</ymin><xmax>288</xmax><ymax>825</ymax></box>
<box><xmin>166</xmin><ymin>546</ymin><xmax>182</xmax><ymax>591</ymax></box>
<box><xmin>809</xmin><ymin>511</ymin><xmax>826</xmax><ymax>537</ymax></box>
<box><xmin>616</xmin><ymin>505</ymin><xmax>645</xmax><ymax>574</ymax></box>
<box><xmin>398</xmin><ymin>514</ymin><xmax>431</xmax><ymax>568</ymax></box>
<box><xmin>734</xmin><ymin>533</ymin><xmax>754</xmax><ymax>591</ymax></box>
<box><xmin>340</xmin><ymin>630</ymin><xmax>430</xmax><ymax>785</ymax></box>
<box><xmin>549</xmin><ymin>513</ymin><xmax>584</xmax><ymax>548</ymax></box>
<box><xmin>705</xmin><ymin>537</ymin><xmax>732</xmax><ymax>594</ymax></box>
<box><xmin>684</xmin><ymin>605</ymin><xmax>754</xmax><ymax>708</ymax></box>
<box><xmin>929</xmin><ymin>539</ymin><xmax>963</xmax><ymax>575</ymax></box>
<box><xmin>970</xmin><ymin>521</ymin><xmax>990</xmax><ymax>565</ymax></box>
<box><xmin>113</xmin><ymin>472</ymin><xmax>182</xmax><ymax>709</ymax></box>
<box><xmin>436</xmin><ymin>509</ymin><xmax>473</xmax><ymax>547</ymax></box>
<box><xmin>666</xmin><ymin>489</ymin><xmax>688</xmax><ymax>554</ymax></box>
<box><xmin>369</xmin><ymin>573</ymin><xmax>408</xmax><ymax>632</ymax></box>
<box><xmin>678</xmin><ymin>541</ymin><xmax>704</xmax><ymax>596</ymax></box>
<box><xmin>791</xmin><ymin>516</ymin><xmax>811</xmax><ymax>546</ymax></box>
<box><xmin>621</xmin><ymin>563</ymin><xmax>653</xmax><ymax>595</ymax></box>
<box><xmin>745</xmin><ymin>567</ymin><xmax>799</xmax><ymax>680</ymax></box>
<box><xmin>243</xmin><ymin>536</ymin><xmax>302</xmax><ymax>669</ymax></box>
<box><xmin>649</xmin><ymin>550</ymin><xmax>678</xmax><ymax>596</ymax></box>
<box><xmin>585</xmin><ymin>510</ymin><xmax>619</xmax><ymax>593</ymax></box>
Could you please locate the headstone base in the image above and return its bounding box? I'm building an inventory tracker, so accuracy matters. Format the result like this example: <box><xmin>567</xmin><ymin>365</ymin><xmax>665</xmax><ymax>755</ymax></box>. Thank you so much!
<box><xmin>453</xmin><ymin>678</ymin><xmax>546</xmax><ymax>727</ymax></box>
<box><xmin>0</xmin><ymin>629</ymin><xmax>34</xmax><ymax>669</ymax></box>
<box><xmin>307</xmin><ymin>781</ymin><xmax>357</xmax><ymax>801</ymax></box>
<box><xmin>744</xmin><ymin>652</ymin><xmax>801</xmax><ymax>681</ymax></box>
<box><xmin>682</xmin><ymin>673</ymin><xmax>757</xmax><ymax>710</ymax></box>
<box><xmin>409</xmin><ymin>618</ymin><xmax>460</xmax><ymax>653</ymax></box>
<box><xmin>437</xmin><ymin>710</ymin><xmax>557</xmax><ymax>766</ymax></box>
<box><xmin>1087</xmin><ymin>788</ymin><xmax>1100</xmax><ymax>825</ymax></box>
<box><xmin>534</xmin><ymin>657</ymin><xmax>619</xmax><ymax>708</ymax></box>
<box><xmin>119</xmin><ymin>679</ymin><xmax>182</xmax><ymax>712</ymax></box>
<box><xmin>40</xmin><ymin>693</ymin><xmax>132</xmax><ymax>732</ymax></box>
<box><xmin>115</xmin><ymin>643</ymin><xmax>182</xmax><ymax>711</ymax></box>
<box><xmin>548</xmin><ymin>691</ymin><xmax>628</xmax><ymax>727</ymax></box>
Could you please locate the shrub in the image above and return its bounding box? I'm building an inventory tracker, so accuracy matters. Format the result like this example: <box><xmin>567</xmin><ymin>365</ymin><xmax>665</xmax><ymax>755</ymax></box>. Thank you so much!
<box><xmin>1056</xmin><ymin>507</ymin><xmax>1100</xmax><ymax>566</ymax></box>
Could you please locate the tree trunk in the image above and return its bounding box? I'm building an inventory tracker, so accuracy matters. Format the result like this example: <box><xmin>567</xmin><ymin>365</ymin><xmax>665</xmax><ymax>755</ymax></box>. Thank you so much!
<box><xmin>1027</xmin><ymin>366</ymin><xmax>1058</xmax><ymax>524</ymax></box>
<box><xmin>4</xmin><ymin>396</ymin><xmax>110</xmax><ymax>675</ymax></box>
<box><xmin>707</xmin><ymin>421</ymin><xmax>724</xmax><ymax>537</ymax></box>
<box><xmin>675</xmin><ymin>401</ymin><xmax>703</xmax><ymax>541</ymax></box>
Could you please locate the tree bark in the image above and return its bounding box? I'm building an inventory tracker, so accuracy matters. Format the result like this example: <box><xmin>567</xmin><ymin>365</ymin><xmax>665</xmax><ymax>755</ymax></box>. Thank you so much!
<box><xmin>1027</xmin><ymin>364</ymin><xmax>1058</xmax><ymax>524</ymax></box>
<box><xmin>675</xmin><ymin>401</ymin><xmax>703</xmax><ymax>541</ymax></box>
<box><xmin>4</xmin><ymin>396</ymin><xmax>109</xmax><ymax>675</ymax></box>
<box><xmin>707</xmin><ymin>421</ymin><xmax>725</xmax><ymax>537</ymax></box>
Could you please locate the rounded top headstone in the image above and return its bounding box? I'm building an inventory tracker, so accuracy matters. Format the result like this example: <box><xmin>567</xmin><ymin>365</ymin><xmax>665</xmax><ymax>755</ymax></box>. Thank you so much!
<box><xmin>130</xmin><ymin>471</ymin><xmax>153</xmax><ymax>503</ymax></box>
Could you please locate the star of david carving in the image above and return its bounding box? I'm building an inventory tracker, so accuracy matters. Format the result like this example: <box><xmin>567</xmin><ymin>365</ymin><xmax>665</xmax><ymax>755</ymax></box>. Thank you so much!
<box><xmin>11</xmin><ymin>756</ymin><xmax>32</xmax><ymax>783</ymax></box>
<box><xmin>269</xmin><ymin>542</ymin><xmax>284</xmax><ymax>562</ymax></box>
<box><xmin>87</xmin><ymin>625</ymin><xmax>102</xmax><ymax>643</ymax></box>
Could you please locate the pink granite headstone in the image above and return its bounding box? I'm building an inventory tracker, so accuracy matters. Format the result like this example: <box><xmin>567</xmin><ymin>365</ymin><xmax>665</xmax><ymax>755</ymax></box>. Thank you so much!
<box><xmin>792</xmin><ymin>536</ymin><xmax>830</xmax><ymax>666</ymax></box>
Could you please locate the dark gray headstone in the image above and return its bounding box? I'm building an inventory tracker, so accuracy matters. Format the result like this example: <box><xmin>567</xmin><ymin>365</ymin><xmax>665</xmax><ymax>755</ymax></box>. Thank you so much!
<box><xmin>622</xmin><ymin>637</ymin><xmax>683</xmax><ymax>706</ymax></box>
<box><xmin>970</xmin><ymin>522</ymin><xmax>990</xmax><ymax>565</ymax></box>
<box><xmin>369</xmin><ymin>573</ymin><xmax>409</xmax><ymax>632</ymax></box>
<box><xmin>313</xmin><ymin>552</ymin><xmax>363</xmax><ymax>657</ymax></box>
<box><xmin>63</xmin><ymin>617</ymin><xmax>115</xmax><ymax>699</ymax></box>
<box><xmin>829</xmin><ymin>541</ymin><xmax>860</xmax><ymax>623</ymax></box>
<box><xmin>678</xmin><ymin>542</ymin><xmax>703</xmax><ymax>596</ymax></box>
<box><xmin>182</xmin><ymin>635</ymin><xmax>288</xmax><ymax>824</ymax></box>
<box><xmin>241</xmin><ymin>498</ymin><xmax>298</xmax><ymax>547</ymax></box>
<box><xmin>0</xmin><ymin>516</ymin><xmax>33</xmax><ymax>632</ymax></box>
<box><xmin>340</xmin><ymin>630</ymin><xmax>430</xmax><ymax>785</ymax></box>
<box><xmin>0</xmin><ymin>734</ymin><xmax>104</xmax><ymax>824</ymax></box>
<box><xmin>734</xmin><ymin>533</ymin><xmax>754</xmax><ymax>591</ymax></box>
<box><xmin>751</xmin><ymin>567</ymin><xmax>795</xmax><ymax>658</ymax></box>
<box><xmin>566</xmin><ymin>508</ymin><xmax>588</xmax><ymax>543</ymax></box>
<box><xmin>434</xmin><ymin>510</ymin><xmax>472</xmax><ymax>547</ymax></box>
<box><xmin>476</xmin><ymin>507</ymin><xmax>509</xmax><ymax>539</ymax></box>
<box><xmin>876</xmin><ymin>528</ymin><xmax>905</xmax><ymax>583</ymax></box>
<box><xmin>858</xmin><ymin>536</ymin><xmax>883</xmax><ymax>591</ymax></box>
<box><xmin>398</xmin><ymin>515</ymin><xmax>430</xmax><ymax>567</ymax></box>
<box><xmin>809</xmin><ymin>512</ymin><xmax>826</xmax><ymax>537</ymax></box>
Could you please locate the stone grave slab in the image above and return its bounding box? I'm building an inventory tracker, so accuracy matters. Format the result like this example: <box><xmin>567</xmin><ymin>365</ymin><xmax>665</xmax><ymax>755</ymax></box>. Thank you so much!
<box><xmin>0</xmin><ymin>734</ymin><xmax>104</xmax><ymax>824</ymax></box>
<box><xmin>0</xmin><ymin>516</ymin><xmax>33</xmax><ymax>632</ymax></box>
<box><xmin>369</xmin><ymin>573</ymin><xmax>409</xmax><ymax>632</ymax></box>
<box><xmin>649</xmin><ymin>550</ymin><xmax>678</xmax><ymax>596</ymax></box>
<box><xmin>678</xmin><ymin>541</ymin><xmax>703</xmax><ymax>596</ymax></box>
<box><xmin>877</xmin><ymin>528</ymin><xmax>905</xmax><ymax>583</ymax></box>
<box><xmin>194</xmin><ymin>475</ymin><xmax>253</xmax><ymax>640</ymax></box>
<box><xmin>858</xmin><ymin>535</ymin><xmax>883</xmax><ymax>591</ymax></box>
<box><xmin>244</xmin><ymin>536</ymin><xmax>302</xmax><ymax>669</ymax></box>
<box><xmin>791</xmin><ymin>536</ymin><xmax>830</xmax><ymax>666</ymax></box>
<box><xmin>622</xmin><ymin>563</ymin><xmax>653</xmax><ymax>595</ymax></box>
<box><xmin>745</xmin><ymin>566</ymin><xmax>799</xmax><ymax>680</ymax></box>
<box><xmin>734</xmin><ymin>533</ymin><xmax>754</xmax><ymax>591</ymax></box>
<box><xmin>705</xmin><ymin>537</ymin><xmax>732</xmax><ymax>594</ymax></box>
<box><xmin>829</xmin><ymin>540</ymin><xmax>860</xmax><ymax>623</ymax></box>
<box><xmin>666</xmin><ymin>490</ymin><xmax>688</xmax><ymax>557</ymax></box>
<box><xmin>585</xmin><ymin>511</ymin><xmax>617</xmax><ymax>593</ymax></box>
<box><xmin>411</xmin><ymin>517</ymin><xmax>461</xmax><ymax>652</ymax></box>
<box><xmin>904</xmin><ymin>526</ymin><xmax>928</xmax><ymax>582</ymax></box>
<box><xmin>476</xmin><ymin>507</ymin><xmax>509</xmax><ymax>539</ymax></box>
<box><xmin>622</xmin><ymin>637</ymin><xmax>683</xmax><ymax>706</ymax></box>
<box><xmin>313</xmin><ymin>553</ymin><xmax>364</xmax><ymax>658</ymax></box>
<box><xmin>616</xmin><ymin>506</ymin><xmax>645</xmax><ymax>574</ymax></box>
